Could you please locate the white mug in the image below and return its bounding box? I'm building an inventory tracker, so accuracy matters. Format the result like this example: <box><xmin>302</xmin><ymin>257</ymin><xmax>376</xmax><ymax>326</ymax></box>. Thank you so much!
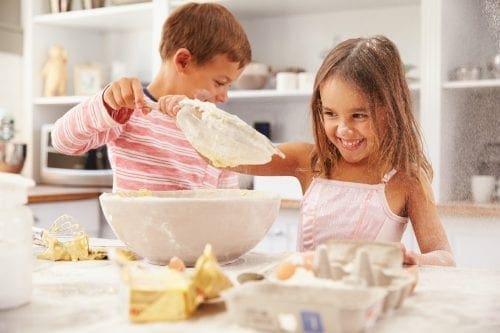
<box><xmin>297</xmin><ymin>72</ymin><xmax>315</xmax><ymax>91</ymax></box>
<box><xmin>471</xmin><ymin>175</ymin><xmax>495</xmax><ymax>203</ymax></box>
<box><xmin>276</xmin><ymin>72</ymin><xmax>298</xmax><ymax>91</ymax></box>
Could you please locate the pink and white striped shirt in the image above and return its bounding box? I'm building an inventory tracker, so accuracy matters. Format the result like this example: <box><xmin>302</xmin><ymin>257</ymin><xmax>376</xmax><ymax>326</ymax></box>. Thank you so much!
<box><xmin>51</xmin><ymin>89</ymin><xmax>239</xmax><ymax>191</ymax></box>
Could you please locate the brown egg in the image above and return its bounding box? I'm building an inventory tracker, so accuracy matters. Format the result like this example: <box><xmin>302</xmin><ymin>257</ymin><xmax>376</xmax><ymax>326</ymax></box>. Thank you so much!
<box><xmin>300</xmin><ymin>251</ymin><xmax>314</xmax><ymax>271</ymax></box>
<box><xmin>168</xmin><ymin>256</ymin><xmax>186</xmax><ymax>272</ymax></box>
<box><xmin>275</xmin><ymin>261</ymin><xmax>297</xmax><ymax>280</ymax></box>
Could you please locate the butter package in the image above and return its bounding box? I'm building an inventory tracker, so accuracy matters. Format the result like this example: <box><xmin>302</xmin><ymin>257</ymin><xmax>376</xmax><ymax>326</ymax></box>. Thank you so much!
<box><xmin>37</xmin><ymin>229</ymin><xmax>107</xmax><ymax>261</ymax></box>
<box><xmin>125</xmin><ymin>265</ymin><xmax>201</xmax><ymax>323</ymax></box>
<box><xmin>192</xmin><ymin>244</ymin><xmax>233</xmax><ymax>299</ymax></box>
<box><xmin>122</xmin><ymin>244</ymin><xmax>232</xmax><ymax>323</ymax></box>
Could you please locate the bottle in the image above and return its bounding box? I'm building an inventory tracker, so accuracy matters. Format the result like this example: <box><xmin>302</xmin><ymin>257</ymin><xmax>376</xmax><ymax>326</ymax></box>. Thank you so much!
<box><xmin>0</xmin><ymin>172</ymin><xmax>35</xmax><ymax>309</ymax></box>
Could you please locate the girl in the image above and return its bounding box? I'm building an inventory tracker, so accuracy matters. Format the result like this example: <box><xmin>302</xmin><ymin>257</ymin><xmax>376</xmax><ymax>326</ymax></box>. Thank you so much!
<box><xmin>161</xmin><ymin>35</ymin><xmax>455</xmax><ymax>266</ymax></box>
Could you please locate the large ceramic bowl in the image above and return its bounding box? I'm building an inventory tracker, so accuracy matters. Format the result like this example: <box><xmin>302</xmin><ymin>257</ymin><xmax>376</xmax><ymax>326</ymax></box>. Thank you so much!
<box><xmin>99</xmin><ymin>189</ymin><xmax>281</xmax><ymax>265</ymax></box>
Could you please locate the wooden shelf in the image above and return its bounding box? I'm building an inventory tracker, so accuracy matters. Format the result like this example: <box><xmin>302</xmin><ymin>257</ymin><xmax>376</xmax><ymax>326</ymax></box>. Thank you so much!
<box><xmin>442</xmin><ymin>79</ymin><xmax>500</xmax><ymax>89</ymax></box>
<box><xmin>281</xmin><ymin>199</ymin><xmax>500</xmax><ymax>217</ymax></box>
<box><xmin>33</xmin><ymin>2</ymin><xmax>153</xmax><ymax>31</ymax></box>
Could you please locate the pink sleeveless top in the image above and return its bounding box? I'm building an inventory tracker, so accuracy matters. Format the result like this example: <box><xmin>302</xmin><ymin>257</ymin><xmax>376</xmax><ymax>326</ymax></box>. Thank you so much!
<box><xmin>298</xmin><ymin>169</ymin><xmax>408</xmax><ymax>251</ymax></box>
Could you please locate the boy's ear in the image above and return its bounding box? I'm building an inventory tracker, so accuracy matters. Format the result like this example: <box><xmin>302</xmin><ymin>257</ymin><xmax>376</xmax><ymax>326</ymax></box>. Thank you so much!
<box><xmin>173</xmin><ymin>48</ymin><xmax>193</xmax><ymax>73</ymax></box>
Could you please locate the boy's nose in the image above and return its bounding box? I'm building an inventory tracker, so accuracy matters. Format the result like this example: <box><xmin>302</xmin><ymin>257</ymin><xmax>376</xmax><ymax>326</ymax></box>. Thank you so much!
<box><xmin>215</xmin><ymin>89</ymin><xmax>228</xmax><ymax>103</ymax></box>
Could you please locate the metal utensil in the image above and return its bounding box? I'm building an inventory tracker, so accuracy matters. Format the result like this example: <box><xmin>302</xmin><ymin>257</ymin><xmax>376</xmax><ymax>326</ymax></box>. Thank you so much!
<box><xmin>32</xmin><ymin>214</ymin><xmax>84</xmax><ymax>246</ymax></box>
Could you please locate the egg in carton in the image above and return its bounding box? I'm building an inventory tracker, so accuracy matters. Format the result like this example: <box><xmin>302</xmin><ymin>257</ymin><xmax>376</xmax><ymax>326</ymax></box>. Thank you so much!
<box><xmin>223</xmin><ymin>241</ymin><xmax>417</xmax><ymax>332</ymax></box>
<box><xmin>310</xmin><ymin>240</ymin><xmax>417</xmax><ymax>315</ymax></box>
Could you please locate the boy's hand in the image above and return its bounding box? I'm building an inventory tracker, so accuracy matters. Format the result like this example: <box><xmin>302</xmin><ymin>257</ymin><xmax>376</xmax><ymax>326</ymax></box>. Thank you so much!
<box><xmin>155</xmin><ymin>89</ymin><xmax>213</xmax><ymax>118</ymax></box>
<box><xmin>103</xmin><ymin>77</ymin><xmax>150</xmax><ymax>123</ymax></box>
<box><xmin>157</xmin><ymin>95</ymin><xmax>187</xmax><ymax>118</ymax></box>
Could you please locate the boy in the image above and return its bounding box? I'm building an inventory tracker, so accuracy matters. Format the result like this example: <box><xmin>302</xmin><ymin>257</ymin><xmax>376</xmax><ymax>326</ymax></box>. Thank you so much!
<box><xmin>52</xmin><ymin>2</ymin><xmax>251</xmax><ymax>191</ymax></box>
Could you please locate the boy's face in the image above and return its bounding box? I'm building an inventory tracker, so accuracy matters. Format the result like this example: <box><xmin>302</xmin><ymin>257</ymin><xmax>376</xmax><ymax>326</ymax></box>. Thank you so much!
<box><xmin>180</xmin><ymin>53</ymin><xmax>244</xmax><ymax>103</ymax></box>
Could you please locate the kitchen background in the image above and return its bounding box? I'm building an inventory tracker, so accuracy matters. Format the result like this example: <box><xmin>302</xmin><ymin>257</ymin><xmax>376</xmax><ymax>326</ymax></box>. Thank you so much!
<box><xmin>0</xmin><ymin>0</ymin><xmax>499</xmax><ymax>269</ymax></box>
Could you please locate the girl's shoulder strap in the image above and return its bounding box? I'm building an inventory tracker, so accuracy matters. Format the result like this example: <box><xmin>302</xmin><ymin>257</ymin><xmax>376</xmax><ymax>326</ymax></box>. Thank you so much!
<box><xmin>382</xmin><ymin>169</ymin><xmax>397</xmax><ymax>184</ymax></box>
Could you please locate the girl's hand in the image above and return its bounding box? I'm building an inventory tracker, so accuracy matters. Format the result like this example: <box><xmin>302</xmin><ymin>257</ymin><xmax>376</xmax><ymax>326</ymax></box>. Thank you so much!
<box><xmin>103</xmin><ymin>77</ymin><xmax>150</xmax><ymax>123</ymax></box>
<box><xmin>399</xmin><ymin>243</ymin><xmax>419</xmax><ymax>265</ymax></box>
<box><xmin>157</xmin><ymin>95</ymin><xmax>187</xmax><ymax>118</ymax></box>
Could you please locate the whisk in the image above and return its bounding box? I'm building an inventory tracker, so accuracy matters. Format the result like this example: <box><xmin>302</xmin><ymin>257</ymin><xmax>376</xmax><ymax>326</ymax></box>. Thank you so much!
<box><xmin>32</xmin><ymin>214</ymin><xmax>85</xmax><ymax>246</ymax></box>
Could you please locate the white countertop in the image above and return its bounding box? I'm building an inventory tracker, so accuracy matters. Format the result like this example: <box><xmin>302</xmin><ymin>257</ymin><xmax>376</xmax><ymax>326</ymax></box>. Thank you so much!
<box><xmin>1</xmin><ymin>251</ymin><xmax>500</xmax><ymax>333</ymax></box>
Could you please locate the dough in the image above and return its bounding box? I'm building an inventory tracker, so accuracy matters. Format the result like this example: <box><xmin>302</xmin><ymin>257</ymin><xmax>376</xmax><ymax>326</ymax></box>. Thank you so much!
<box><xmin>176</xmin><ymin>99</ymin><xmax>285</xmax><ymax>167</ymax></box>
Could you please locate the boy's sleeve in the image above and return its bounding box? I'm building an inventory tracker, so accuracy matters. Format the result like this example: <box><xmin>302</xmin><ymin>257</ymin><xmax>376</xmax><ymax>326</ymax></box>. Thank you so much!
<box><xmin>51</xmin><ymin>89</ymin><xmax>125</xmax><ymax>155</ymax></box>
<box><xmin>217</xmin><ymin>170</ymin><xmax>240</xmax><ymax>189</ymax></box>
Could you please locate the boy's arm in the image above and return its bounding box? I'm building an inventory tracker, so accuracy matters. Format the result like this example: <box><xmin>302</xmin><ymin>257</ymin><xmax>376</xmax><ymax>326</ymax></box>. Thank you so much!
<box><xmin>51</xmin><ymin>89</ymin><xmax>127</xmax><ymax>155</ymax></box>
<box><xmin>52</xmin><ymin>77</ymin><xmax>149</xmax><ymax>155</ymax></box>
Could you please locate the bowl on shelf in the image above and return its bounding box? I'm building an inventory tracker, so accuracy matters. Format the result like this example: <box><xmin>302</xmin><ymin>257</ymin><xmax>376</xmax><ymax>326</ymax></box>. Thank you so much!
<box><xmin>233</xmin><ymin>62</ymin><xmax>270</xmax><ymax>90</ymax></box>
<box><xmin>0</xmin><ymin>142</ymin><xmax>27</xmax><ymax>174</ymax></box>
<box><xmin>99</xmin><ymin>189</ymin><xmax>281</xmax><ymax>266</ymax></box>
<box><xmin>449</xmin><ymin>65</ymin><xmax>482</xmax><ymax>81</ymax></box>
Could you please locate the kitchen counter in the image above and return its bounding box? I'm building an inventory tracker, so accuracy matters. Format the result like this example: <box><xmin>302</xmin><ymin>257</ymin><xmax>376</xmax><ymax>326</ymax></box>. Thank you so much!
<box><xmin>28</xmin><ymin>186</ymin><xmax>500</xmax><ymax>217</ymax></box>
<box><xmin>1</xmin><ymin>250</ymin><xmax>499</xmax><ymax>333</ymax></box>
<box><xmin>282</xmin><ymin>199</ymin><xmax>500</xmax><ymax>218</ymax></box>
<box><xmin>28</xmin><ymin>185</ymin><xmax>112</xmax><ymax>204</ymax></box>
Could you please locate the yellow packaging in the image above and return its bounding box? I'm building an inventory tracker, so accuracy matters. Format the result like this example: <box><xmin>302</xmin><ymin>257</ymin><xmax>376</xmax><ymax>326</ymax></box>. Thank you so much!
<box><xmin>125</xmin><ymin>265</ymin><xmax>201</xmax><ymax>323</ymax></box>
<box><xmin>37</xmin><ymin>232</ymin><xmax>107</xmax><ymax>261</ymax></box>
<box><xmin>192</xmin><ymin>244</ymin><xmax>233</xmax><ymax>299</ymax></box>
<box><xmin>121</xmin><ymin>244</ymin><xmax>232</xmax><ymax>323</ymax></box>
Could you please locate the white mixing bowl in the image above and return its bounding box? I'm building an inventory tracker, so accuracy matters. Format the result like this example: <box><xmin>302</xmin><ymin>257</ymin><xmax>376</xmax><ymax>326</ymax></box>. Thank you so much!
<box><xmin>99</xmin><ymin>189</ymin><xmax>281</xmax><ymax>265</ymax></box>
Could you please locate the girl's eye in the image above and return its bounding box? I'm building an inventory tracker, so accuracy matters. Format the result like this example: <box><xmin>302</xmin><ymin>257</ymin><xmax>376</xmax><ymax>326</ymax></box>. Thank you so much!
<box><xmin>322</xmin><ymin>110</ymin><xmax>336</xmax><ymax>117</ymax></box>
<box><xmin>353</xmin><ymin>113</ymin><xmax>368</xmax><ymax>119</ymax></box>
<box><xmin>214</xmin><ymin>80</ymin><xmax>225</xmax><ymax>87</ymax></box>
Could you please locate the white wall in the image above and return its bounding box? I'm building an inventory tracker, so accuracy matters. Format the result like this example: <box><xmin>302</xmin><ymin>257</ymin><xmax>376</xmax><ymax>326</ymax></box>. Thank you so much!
<box><xmin>0</xmin><ymin>51</ymin><xmax>24</xmax><ymax>141</ymax></box>
<box><xmin>240</xmin><ymin>5</ymin><xmax>420</xmax><ymax>75</ymax></box>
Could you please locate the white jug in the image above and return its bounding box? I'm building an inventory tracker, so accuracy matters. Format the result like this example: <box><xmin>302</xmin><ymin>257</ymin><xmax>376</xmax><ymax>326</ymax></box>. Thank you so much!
<box><xmin>0</xmin><ymin>172</ymin><xmax>35</xmax><ymax>310</ymax></box>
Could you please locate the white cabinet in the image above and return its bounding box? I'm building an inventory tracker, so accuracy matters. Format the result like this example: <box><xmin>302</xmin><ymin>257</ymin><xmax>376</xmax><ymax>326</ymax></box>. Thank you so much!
<box><xmin>253</xmin><ymin>207</ymin><xmax>300</xmax><ymax>253</ymax></box>
<box><xmin>29</xmin><ymin>199</ymin><xmax>102</xmax><ymax>237</ymax></box>
<box><xmin>420</xmin><ymin>0</ymin><xmax>500</xmax><ymax>202</ymax></box>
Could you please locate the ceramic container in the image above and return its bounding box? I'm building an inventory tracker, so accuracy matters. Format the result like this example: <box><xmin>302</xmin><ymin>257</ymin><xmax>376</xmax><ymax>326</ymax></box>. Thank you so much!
<box><xmin>0</xmin><ymin>172</ymin><xmax>35</xmax><ymax>310</ymax></box>
<box><xmin>471</xmin><ymin>175</ymin><xmax>495</xmax><ymax>203</ymax></box>
<box><xmin>99</xmin><ymin>189</ymin><xmax>281</xmax><ymax>266</ymax></box>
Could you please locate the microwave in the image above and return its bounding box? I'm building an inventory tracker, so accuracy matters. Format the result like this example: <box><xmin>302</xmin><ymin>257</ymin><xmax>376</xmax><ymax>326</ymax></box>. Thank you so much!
<box><xmin>40</xmin><ymin>124</ymin><xmax>113</xmax><ymax>186</ymax></box>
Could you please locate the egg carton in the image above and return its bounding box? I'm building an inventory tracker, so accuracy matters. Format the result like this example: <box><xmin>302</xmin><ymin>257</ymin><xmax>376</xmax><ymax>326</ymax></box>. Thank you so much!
<box><xmin>223</xmin><ymin>240</ymin><xmax>416</xmax><ymax>333</ymax></box>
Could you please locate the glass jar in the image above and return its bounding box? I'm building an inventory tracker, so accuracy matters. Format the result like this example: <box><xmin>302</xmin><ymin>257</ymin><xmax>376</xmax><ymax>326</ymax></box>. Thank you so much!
<box><xmin>0</xmin><ymin>172</ymin><xmax>35</xmax><ymax>310</ymax></box>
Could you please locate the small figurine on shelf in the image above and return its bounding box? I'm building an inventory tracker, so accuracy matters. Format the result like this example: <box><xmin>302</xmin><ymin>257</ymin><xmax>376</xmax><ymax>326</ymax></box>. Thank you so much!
<box><xmin>41</xmin><ymin>45</ymin><xmax>67</xmax><ymax>97</ymax></box>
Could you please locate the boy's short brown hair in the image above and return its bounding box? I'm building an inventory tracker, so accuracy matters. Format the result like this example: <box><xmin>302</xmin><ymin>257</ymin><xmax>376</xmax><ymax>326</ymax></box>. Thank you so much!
<box><xmin>159</xmin><ymin>2</ymin><xmax>251</xmax><ymax>68</ymax></box>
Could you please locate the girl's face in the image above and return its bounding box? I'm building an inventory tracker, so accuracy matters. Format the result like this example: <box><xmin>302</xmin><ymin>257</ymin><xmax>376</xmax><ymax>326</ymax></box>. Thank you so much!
<box><xmin>319</xmin><ymin>76</ymin><xmax>383</xmax><ymax>165</ymax></box>
<box><xmin>183</xmin><ymin>53</ymin><xmax>243</xmax><ymax>103</ymax></box>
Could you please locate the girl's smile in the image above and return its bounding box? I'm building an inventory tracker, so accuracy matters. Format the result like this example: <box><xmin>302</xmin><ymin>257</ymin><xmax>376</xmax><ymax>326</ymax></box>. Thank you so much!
<box><xmin>320</xmin><ymin>76</ymin><xmax>379</xmax><ymax>165</ymax></box>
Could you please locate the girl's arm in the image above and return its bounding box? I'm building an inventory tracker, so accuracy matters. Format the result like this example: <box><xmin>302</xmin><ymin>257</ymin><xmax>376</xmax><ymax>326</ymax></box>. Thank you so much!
<box><xmin>405</xmin><ymin>175</ymin><xmax>456</xmax><ymax>266</ymax></box>
<box><xmin>232</xmin><ymin>142</ymin><xmax>314</xmax><ymax>178</ymax></box>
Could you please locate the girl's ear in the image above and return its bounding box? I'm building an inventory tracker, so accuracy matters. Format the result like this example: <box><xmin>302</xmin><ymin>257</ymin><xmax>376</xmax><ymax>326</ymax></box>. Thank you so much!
<box><xmin>173</xmin><ymin>48</ymin><xmax>193</xmax><ymax>73</ymax></box>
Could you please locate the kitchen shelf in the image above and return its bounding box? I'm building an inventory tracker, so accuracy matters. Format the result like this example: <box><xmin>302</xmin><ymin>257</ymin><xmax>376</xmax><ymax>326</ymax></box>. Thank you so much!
<box><xmin>442</xmin><ymin>79</ymin><xmax>500</xmax><ymax>89</ymax></box>
<box><xmin>34</xmin><ymin>96</ymin><xmax>88</xmax><ymax>106</ymax></box>
<box><xmin>32</xmin><ymin>2</ymin><xmax>153</xmax><ymax>31</ymax></box>
<box><xmin>34</xmin><ymin>91</ymin><xmax>311</xmax><ymax>106</ymax></box>
<box><xmin>228</xmin><ymin>89</ymin><xmax>312</xmax><ymax>101</ymax></box>
<box><xmin>172</xmin><ymin>0</ymin><xmax>420</xmax><ymax>18</ymax></box>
